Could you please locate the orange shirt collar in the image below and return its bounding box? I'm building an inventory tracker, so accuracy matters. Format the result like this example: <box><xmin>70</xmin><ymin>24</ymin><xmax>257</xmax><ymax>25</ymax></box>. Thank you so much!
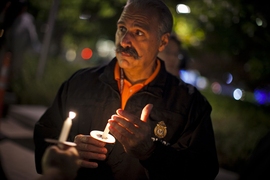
<box><xmin>114</xmin><ymin>59</ymin><xmax>161</xmax><ymax>86</ymax></box>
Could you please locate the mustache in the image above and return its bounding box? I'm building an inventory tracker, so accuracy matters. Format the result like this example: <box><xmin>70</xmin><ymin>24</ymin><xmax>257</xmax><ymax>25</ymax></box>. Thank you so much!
<box><xmin>115</xmin><ymin>45</ymin><xmax>140</xmax><ymax>59</ymax></box>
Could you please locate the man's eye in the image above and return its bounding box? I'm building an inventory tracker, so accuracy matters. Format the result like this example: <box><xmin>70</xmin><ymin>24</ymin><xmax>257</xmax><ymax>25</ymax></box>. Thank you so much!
<box><xmin>136</xmin><ymin>30</ymin><xmax>143</xmax><ymax>36</ymax></box>
<box><xmin>119</xmin><ymin>27</ymin><xmax>126</xmax><ymax>33</ymax></box>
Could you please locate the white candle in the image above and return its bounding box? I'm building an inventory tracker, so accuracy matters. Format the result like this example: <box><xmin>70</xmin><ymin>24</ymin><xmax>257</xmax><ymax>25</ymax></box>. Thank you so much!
<box><xmin>102</xmin><ymin>123</ymin><xmax>110</xmax><ymax>139</ymax></box>
<box><xmin>59</xmin><ymin>111</ymin><xmax>76</xmax><ymax>142</ymax></box>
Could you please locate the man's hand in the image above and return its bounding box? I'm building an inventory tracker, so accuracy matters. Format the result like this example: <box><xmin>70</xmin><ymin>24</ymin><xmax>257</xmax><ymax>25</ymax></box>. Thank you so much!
<box><xmin>108</xmin><ymin>104</ymin><xmax>154</xmax><ymax>159</ymax></box>
<box><xmin>41</xmin><ymin>145</ymin><xmax>80</xmax><ymax>180</ymax></box>
<box><xmin>74</xmin><ymin>134</ymin><xmax>107</xmax><ymax>168</ymax></box>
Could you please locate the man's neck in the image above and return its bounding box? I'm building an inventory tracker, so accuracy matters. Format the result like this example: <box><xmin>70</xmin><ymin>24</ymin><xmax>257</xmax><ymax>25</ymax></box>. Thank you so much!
<box><xmin>122</xmin><ymin>61</ymin><xmax>157</xmax><ymax>85</ymax></box>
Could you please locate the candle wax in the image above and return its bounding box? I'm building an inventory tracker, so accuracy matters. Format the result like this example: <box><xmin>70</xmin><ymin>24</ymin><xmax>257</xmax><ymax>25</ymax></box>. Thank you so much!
<box><xmin>102</xmin><ymin>123</ymin><xmax>110</xmax><ymax>139</ymax></box>
<box><xmin>59</xmin><ymin>117</ymin><xmax>72</xmax><ymax>142</ymax></box>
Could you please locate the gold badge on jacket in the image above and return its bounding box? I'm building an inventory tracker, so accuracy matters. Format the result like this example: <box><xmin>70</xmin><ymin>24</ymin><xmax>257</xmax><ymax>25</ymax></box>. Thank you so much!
<box><xmin>154</xmin><ymin>121</ymin><xmax>167</xmax><ymax>138</ymax></box>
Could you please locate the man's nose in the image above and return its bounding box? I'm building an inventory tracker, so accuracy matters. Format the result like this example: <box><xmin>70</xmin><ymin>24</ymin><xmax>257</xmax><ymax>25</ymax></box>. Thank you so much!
<box><xmin>120</xmin><ymin>32</ymin><xmax>132</xmax><ymax>48</ymax></box>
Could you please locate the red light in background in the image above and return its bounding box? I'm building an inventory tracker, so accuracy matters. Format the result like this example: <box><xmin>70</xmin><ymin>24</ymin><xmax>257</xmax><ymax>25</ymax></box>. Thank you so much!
<box><xmin>81</xmin><ymin>48</ymin><xmax>93</xmax><ymax>60</ymax></box>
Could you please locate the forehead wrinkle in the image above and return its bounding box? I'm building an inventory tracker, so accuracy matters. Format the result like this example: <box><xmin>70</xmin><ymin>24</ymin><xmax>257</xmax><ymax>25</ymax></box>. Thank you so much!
<box><xmin>118</xmin><ymin>13</ymin><xmax>151</xmax><ymax>32</ymax></box>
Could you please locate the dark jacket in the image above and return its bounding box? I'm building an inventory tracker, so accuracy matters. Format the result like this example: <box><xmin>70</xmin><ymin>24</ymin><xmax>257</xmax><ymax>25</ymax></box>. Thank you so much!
<box><xmin>33</xmin><ymin>58</ymin><xmax>219</xmax><ymax>180</ymax></box>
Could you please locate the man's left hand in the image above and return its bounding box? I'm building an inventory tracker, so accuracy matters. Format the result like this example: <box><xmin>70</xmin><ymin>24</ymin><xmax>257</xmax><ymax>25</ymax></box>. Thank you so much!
<box><xmin>108</xmin><ymin>104</ymin><xmax>154</xmax><ymax>159</ymax></box>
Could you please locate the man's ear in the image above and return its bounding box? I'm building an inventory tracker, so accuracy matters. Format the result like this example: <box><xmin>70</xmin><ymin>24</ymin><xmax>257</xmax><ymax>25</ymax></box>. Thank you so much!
<box><xmin>158</xmin><ymin>33</ymin><xmax>170</xmax><ymax>52</ymax></box>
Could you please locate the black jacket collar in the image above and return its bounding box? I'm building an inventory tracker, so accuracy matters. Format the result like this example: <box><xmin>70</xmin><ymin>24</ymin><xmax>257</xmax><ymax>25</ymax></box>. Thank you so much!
<box><xmin>99</xmin><ymin>57</ymin><xmax>172</xmax><ymax>98</ymax></box>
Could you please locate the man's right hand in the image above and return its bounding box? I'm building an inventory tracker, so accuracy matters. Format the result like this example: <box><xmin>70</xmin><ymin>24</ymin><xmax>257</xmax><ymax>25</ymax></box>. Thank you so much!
<box><xmin>74</xmin><ymin>134</ymin><xmax>107</xmax><ymax>168</ymax></box>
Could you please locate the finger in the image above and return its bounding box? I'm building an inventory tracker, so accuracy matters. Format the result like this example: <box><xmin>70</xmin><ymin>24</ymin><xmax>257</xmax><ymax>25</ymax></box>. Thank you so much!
<box><xmin>76</xmin><ymin>142</ymin><xmax>107</xmax><ymax>154</ymax></box>
<box><xmin>74</xmin><ymin>134</ymin><xmax>106</xmax><ymax>147</ymax></box>
<box><xmin>108</xmin><ymin>121</ymin><xmax>127</xmax><ymax>144</ymax></box>
<box><xmin>110</xmin><ymin>115</ymin><xmax>143</xmax><ymax>136</ymax></box>
<box><xmin>115</xmin><ymin>109</ymin><xmax>140</xmax><ymax>124</ymax></box>
<box><xmin>140</xmin><ymin>104</ymin><xmax>153</xmax><ymax>122</ymax></box>
<box><xmin>79</xmin><ymin>151</ymin><xmax>107</xmax><ymax>161</ymax></box>
<box><xmin>60</xmin><ymin>143</ymin><xmax>76</xmax><ymax>151</ymax></box>
<box><xmin>111</xmin><ymin>107</ymin><xmax>151</xmax><ymax>133</ymax></box>
<box><xmin>115</xmin><ymin>109</ymin><xmax>132</xmax><ymax>121</ymax></box>
<box><xmin>64</xmin><ymin>146</ymin><xmax>79</xmax><ymax>156</ymax></box>
<box><xmin>80</xmin><ymin>159</ymin><xmax>99</xmax><ymax>168</ymax></box>
<box><xmin>47</xmin><ymin>145</ymin><xmax>59</xmax><ymax>152</ymax></box>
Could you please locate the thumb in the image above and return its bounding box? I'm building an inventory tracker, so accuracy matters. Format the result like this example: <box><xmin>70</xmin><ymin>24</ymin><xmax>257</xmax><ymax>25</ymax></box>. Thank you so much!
<box><xmin>140</xmin><ymin>104</ymin><xmax>153</xmax><ymax>122</ymax></box>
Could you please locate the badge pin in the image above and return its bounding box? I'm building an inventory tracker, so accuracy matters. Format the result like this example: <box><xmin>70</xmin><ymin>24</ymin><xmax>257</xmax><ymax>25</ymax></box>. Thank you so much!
<box><xmin>154</xmin><ymin>121</ymin><xmax>167</xmax><ymax>138</ymax></box>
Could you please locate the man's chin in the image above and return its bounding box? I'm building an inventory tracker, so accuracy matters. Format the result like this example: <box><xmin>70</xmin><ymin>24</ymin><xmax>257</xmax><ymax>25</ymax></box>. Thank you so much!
<box><xmin>117</xmin><ymin>59</ymin><xmax>130</xmax><ymax>69</ymax></box>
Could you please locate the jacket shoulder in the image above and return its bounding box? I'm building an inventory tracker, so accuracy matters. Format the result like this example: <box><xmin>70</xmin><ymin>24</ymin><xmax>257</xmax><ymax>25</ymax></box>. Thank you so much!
<box><xmin>68</xmin><ymin>66</ymin><xmax>105</xmax><ymax>80</ymax></box>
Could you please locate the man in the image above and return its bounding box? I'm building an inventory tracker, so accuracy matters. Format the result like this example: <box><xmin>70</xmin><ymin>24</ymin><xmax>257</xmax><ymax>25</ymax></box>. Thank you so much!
<box><xmin>0</xmin><ymin>0</ymin><xmax>41</xmax><ymax>117</ymax></box>
<box><xmin>158</xmin><ymin>34</ymin><xmax>189</xmax><ymax>78</ymax></box>
<box><xmin>4</xmin><ymin>0</ymin><xmax>40</xmax><ymax>78</ymax></box>
<box><xmin>34</xmin><ymin>0</ymin><xmax>219</xmax><ymax>179</ymax></box>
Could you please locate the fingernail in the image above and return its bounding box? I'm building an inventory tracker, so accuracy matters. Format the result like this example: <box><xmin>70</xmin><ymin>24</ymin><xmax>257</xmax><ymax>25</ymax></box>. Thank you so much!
<box><xmin>117</xmin><ymin>109</ymin><xmax>123</xmax><ymax>115</ymax></box>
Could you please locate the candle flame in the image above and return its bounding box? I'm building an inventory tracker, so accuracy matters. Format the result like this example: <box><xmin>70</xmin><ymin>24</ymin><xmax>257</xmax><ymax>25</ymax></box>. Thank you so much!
<box><xmin>69</xmin><ymin>111</ymin><xmax>76</xmax><ymax>119</ymax></box>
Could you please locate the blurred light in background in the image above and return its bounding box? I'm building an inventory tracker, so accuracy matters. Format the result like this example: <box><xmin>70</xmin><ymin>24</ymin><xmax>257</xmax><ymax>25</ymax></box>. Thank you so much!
<box><xmin>79</xmin><ymin>14</ymin><xmax>91</xmax><ymax>20</ymax></box>
<box><xmin>179</xmin><ymin>70</ymin><xmax>270</xmax><ymax>106</ymax></box>
<box><xmin>254</xmin><ymin>88</ymin><xmax>270</xmax><ymax>105</ymax></box>
<box><xmin>178</xmin><ymin>67</ymin><xmax>270</xmax><ymax>106</ymax></box>
<box><xmin>196</xmin><ymin>76</ymin><xmax>208</xmax><ymax>90</ymax></box>
<box><xmin>96</xmin><ymin>39</ymin><xmax>115</xmax><ymax>59</ymax></box>
<box><xmin>233</xmin><ymin>88</ymin><xmax>243</xmax><ymax>100</ymax></box>
<box><xmin>81</xmin><ymin>48</ymin><xmax>93</xmax><ymax>60</ymax></box>
<box><xmin>211</xmin><ymin>82</ymin><xmax>222</xmax><ymax>94</ymax></box>
<box><xmin>255</xmin><ymin>18</ymin><xmax>263</xmax><ymax>26</ymax></box>
<box><xmin>180</xmin><ymin>69</ymin><xmax>199</xmax><ymax>86</ymax></box>
<box><xmin>224</xmin><ymin>72</ymin><xmax>233</xmax><ymax>84</ymax></box>
<box><xmin>180</xmin><ymin>69</ymin><xmax>208</xmax><ymax>90</ymax></box>
<box><xmin>66</xmin><ymin>49</ymin><xmax>76</xmax><ymax>62</ymax></box>
<box><xmin>176</xmin><ymin>4</ymin><xmax>191</xmax><ymax>14</ymax></box>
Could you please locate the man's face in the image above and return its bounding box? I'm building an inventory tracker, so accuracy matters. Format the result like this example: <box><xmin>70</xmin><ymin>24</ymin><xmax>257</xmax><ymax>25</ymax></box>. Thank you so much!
<box><xmin>158</xmin><ymin>39</ymin><xmax>181</xmax><ymax>75</ymax></box>
<box><xmin>115</xmin><ymin>4</ymin><xmax>168</xmax><ymax>70</ymax></box>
